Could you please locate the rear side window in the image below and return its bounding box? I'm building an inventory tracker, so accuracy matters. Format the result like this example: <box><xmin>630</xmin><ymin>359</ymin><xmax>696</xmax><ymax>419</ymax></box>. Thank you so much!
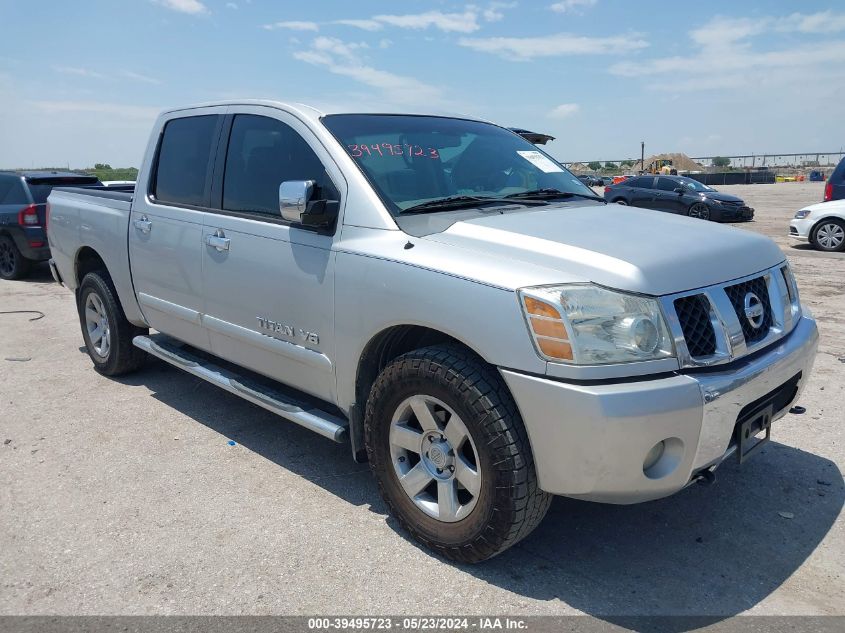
<box><xmin>222</xmin><ymin>114</ymin><xmax>337</xmax><ymax>216</ymax></box>
<box><xmin>153</xmin><ymin>115</ymin><xmax>220</xmax><ymax>207</ymax></box>
<box><xmin>629</xmin><ymin>177</ymin><xmax>653</xmax><ymax>189</ymax></box>
<box><xmin>656</xmin><ymin>178</ymin><xmax>679</xmax><ymax>191</ymax></box>
<box><xmin>0</xmin><ymin>176</ymin><xmax>29</xmax><ymax>205</ymax></box>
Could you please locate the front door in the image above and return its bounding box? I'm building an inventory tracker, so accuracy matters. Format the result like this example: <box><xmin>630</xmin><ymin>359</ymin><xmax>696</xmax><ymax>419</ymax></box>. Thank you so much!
<box><xmin>200</xmin><ymin>108</ymin><xmax>344</xmax><ymax>403</ymax></box>
<box><xmin>129</xmin><ymin>110</ymin><xmax>225</xmax><ymax>351</ymax></box>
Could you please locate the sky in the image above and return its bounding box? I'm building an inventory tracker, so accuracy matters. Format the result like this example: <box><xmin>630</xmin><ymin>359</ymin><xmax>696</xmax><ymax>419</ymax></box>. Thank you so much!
<box><xmin>1</xmin><ymin>0</ymin><xmax>844</xmax><ymax>168</ymax></box>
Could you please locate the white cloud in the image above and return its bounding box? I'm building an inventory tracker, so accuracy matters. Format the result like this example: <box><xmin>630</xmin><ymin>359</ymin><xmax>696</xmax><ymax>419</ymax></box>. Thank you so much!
<box><xmin>372</xmin><ymin>10</ymin><xmax>480</xmax><ymax>33</ymax></box>
<box><xmin>226</xmin><ymin>2</ymin><xmax>237</xmax><ymax>9</ymax></box>
<box><xmin>333</xmin><ymin>19</ymin><xmax>383</xmax><ymax>31</ymax></box>
<box><xmin>481</xmin><ymin>2</ymin><xmax>518</xmax><ymax>22</ymax></box>
<box><xmin>293</xmin><ymin>37</ymin><xmax>441</xmax><ymax>104</ymax></box>
<box><xmin>610</xmin><ymin>11</ymin><xmax>845</xmax><ymax>86</ymax></box>
<box><xmin>549</xmin><ymin>0</ymin><xmax>597</xmax><ymax>14</ymax></box>
<box><xmin>152</xmin><ymin>0</ymin><xmax>207</xmax><ymax>15</ymax></box>
<box><xmin>459</xmin><ymin>32</ymin><xmax>648</xmax><ymax>60</ymax></box>
<box><xmin>120</xmin><ymin>70</ymin><xmax>161</xmax><ymax>85</ymax></box>
<box><xmin>53</xmin><ymin>66</ymin><xmax>105</xmax><ymax>79</ymax></box>
<box><xmin>776</xmin><ymin>9</ymin><xmax>845</xmax><ymax>33</ymax></box>
<box><xmin>263</xmin><ymin>20</ymin><xmax>319</xmax><ymax>31</ymax></box>
<box><xmin>548</xmin><ymin>103</ymin><xmax>579</xmax><ymax>118</ymax></box>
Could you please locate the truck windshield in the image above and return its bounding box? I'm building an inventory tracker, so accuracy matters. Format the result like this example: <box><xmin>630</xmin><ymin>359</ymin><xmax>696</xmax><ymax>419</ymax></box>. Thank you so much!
<box><xmin>322</xmin><ymin>114</ymin><xmax>594</xmax><ymax>215</ymax></box>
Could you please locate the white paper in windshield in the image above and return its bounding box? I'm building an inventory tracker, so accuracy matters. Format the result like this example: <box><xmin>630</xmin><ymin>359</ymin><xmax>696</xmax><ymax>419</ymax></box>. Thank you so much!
<box><xmin>516</xmin><ymin>150</ymin><xmax>563</xmax><ymax>173</ymax></box>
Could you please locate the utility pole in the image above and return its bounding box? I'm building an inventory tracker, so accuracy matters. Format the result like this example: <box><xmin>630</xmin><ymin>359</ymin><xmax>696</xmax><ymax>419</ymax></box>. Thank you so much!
<box><xmin>640</xmin><ymin>141</ymin><xmax>644</xmax><ymax>173</ymax></box>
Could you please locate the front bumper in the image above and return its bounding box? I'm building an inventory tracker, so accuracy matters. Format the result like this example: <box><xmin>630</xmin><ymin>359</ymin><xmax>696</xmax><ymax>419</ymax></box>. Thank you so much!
<box><xmin>790</xmin><ymin>217</ymin><xmax>813</xmax><ymax>241</ymax></box>
<box><xmin>501</xmin><ymin>313</ymin><xmax>818</xmax><ymax>504</ymax></box>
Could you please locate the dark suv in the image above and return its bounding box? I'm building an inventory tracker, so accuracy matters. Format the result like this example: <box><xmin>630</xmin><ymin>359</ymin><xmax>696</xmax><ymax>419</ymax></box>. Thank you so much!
<box><xmin>824</xmin><ymin>156</ymin><xmax>845</xmax><ymax>202</ymax></box>
<box><xmin>603</xmin><ymin>174</ymin><xmax>754</xmax><ymax>222</ymax></box>
<box><xmin>0</xmin><ymin>171</ymin><xmax>100</xmax><ymax>279</ymax></box>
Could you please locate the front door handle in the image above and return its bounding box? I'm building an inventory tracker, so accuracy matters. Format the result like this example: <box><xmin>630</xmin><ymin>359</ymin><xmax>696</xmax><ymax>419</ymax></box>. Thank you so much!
<box><xmin>205</xmin><ymin>230</ymin><xmax>230</xmax><ymax>252</ymax></box>
<box><xmin>134</xmin><ymin>216</ymin><xmax>152</xmax><ymax>234</ymax></box>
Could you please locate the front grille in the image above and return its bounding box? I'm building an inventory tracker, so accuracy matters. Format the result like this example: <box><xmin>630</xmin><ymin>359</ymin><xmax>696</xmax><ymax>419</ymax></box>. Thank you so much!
<box><xmin>674</xmin><ymin>294</ymin><xmax>717</xmax><ymax>357</ymax></box>
<box><xmin>724</xmin><ymin>276</ymin><xmax>772</xmax><ymax>344</ymax></box>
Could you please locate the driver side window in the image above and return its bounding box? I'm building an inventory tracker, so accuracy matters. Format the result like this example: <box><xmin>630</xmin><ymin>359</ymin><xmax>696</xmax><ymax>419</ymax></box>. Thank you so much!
<box><xmin>222</xmin><ymin>115</ymin><xmax>337</xmax><ymax>216</ymax></box>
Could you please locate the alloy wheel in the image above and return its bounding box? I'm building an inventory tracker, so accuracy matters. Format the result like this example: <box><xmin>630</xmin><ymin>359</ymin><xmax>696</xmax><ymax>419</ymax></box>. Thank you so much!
<box><xmin>388</xmin><ymin>394</ymin><xmax>481</xmax><ymax>522</ymax></box>
<box><xmin>0</xmin><ymin>241</ymin><xmax>14</xmax><ymax>277</ymax></box>
<box><xmin>85</xmin><ymin>292</ymin><xmax>111</xmax><ymax>358</ymax></box>
<box><xmin>689</xmin><ymin>203</ymin><xmax>711</xmax><ymax>220</ymax></box>
<box><xmin>816</xmin><ymin>222</ymin><xmax>845</xmax><ymax>250</ymax></box>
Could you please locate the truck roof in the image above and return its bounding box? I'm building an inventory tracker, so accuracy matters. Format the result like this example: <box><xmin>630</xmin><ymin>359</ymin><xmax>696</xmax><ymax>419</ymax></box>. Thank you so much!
<box><xmin>159</xmin><ymin>99</ymin><xmax>488</xmax><ymax>126</ymax></box>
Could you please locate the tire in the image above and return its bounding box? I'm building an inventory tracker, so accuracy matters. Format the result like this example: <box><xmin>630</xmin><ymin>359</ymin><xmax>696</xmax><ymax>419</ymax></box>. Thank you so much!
<box><xmin>613</xmin><ymin>199</ymin><xmax>628</xmax><ymax>205</ymax></box>
<box><xmin>688</xmin><ymin>202</ymin><xmax>711</xmax><ymax>221</ymax></box>
<box><xmin>0</xmin><ymin>235</ymin><xmax>33</xmax><ymax>280</ymax></box>
<box><xmin>365</xmin><ymin>345</ymin><xmax>551</xmax><ymax>563</ymax></box>
<box><xmin>77</xmin><ymin>270</ymin><xmax>148</xmax><ymax>376</ymax></box>
<box><xmin>811</xmin><ymin>218</ymin><xmax>845</xmax><ymax>252</ymax></box>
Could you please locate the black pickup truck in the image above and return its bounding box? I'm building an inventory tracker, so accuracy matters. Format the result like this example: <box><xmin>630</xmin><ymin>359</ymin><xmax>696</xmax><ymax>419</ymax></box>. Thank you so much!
<box><xmin>0</xmin><ymin>171</ymin><xmax>101</xmax><ymax>279</ymax></box>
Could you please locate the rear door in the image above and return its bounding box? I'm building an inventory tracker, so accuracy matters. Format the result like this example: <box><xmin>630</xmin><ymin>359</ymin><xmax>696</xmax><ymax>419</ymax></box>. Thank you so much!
<box><xmin>129</xmin><ymin>109</ymin><xmax>225</xmax><ymax>351</ymax></box>
<box><xmin>628</xmin><ymin>177</ymin><xmax>655</xmax><ymax>207</ymax></box>
<box><xmin>653</xmin><ymin>177</ymin><xmax>685</xmax><ymax>213</ymax></box>
<box><xmin>199</xmin><ymin>107</ymin><xmax>344</xmax><ymax>402</ymax></box>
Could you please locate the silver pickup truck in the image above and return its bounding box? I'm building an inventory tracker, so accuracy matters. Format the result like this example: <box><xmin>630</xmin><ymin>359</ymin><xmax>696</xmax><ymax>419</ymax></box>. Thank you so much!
<box><xmin>47</xmin><ymin>100</ymin><xmax>818</xmax><ymax>563</ymax></box>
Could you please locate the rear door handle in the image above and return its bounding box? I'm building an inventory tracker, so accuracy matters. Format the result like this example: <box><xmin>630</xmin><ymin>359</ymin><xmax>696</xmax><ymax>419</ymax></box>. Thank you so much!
<box><xmin>134</xmin><ymin>216</ymin><xmax>152</xmax><ymax>234</ymax></box>
<box><xmin>205</xmin><ymin>230</ymin><xmax>230</xmax><ymax>252</ymax></box>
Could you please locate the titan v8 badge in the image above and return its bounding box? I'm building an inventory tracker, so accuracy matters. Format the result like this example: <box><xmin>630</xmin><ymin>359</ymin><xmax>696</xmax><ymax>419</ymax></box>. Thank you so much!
<box><xmin>256</xmin><ymin>317</ymin><xmax>319</xmax><ymax>345</ymax></box>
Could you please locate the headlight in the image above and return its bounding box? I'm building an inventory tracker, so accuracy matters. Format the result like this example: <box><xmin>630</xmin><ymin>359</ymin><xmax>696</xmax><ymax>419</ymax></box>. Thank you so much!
<box><xmin>708</xmin><ymin>198</ymin><xmax>722</xmax><ymax>205</ymax></box>
<box><xmin>519</xmin><ymin>284</ymin><xmax>675</xmax><ymax>364</ymax></box>
<box><xmin>794</xmin><ymin>209</ymin><xmax>811</xmax><ymax>219</ymax></box>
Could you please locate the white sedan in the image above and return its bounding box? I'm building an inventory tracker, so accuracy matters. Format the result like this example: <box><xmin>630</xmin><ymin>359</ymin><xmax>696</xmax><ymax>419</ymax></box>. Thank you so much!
<box><xmin>790</xmin><ymin>199</ymin><xmax>845</xmax><ymax>252</ymax></box>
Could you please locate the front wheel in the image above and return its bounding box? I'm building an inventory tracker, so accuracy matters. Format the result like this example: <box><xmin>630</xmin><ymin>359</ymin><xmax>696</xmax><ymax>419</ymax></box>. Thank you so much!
<box><xmin>811</xmin><ymin>219</ymin><xmax>845</xmax><ymax>252</ymax></box>
<box><xmin>77</xmin><ymin>270</ymin><xmax>148</xmax><ymax>376</ymax></box>
<box><xmin>365</xmin><ymin>345</ymin><xmax>551</xmax><ymax>563</ymax></box>
<box><xmin>688</xmin><ymin>202</ymin><xmax>711</xmax><ymax>220</ymax></box>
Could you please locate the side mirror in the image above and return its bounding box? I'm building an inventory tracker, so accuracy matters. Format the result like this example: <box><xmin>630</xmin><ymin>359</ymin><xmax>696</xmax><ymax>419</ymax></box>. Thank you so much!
<box><xmin>673</xmin><ymin>187</ymin><xmax>686</xmax><ymax>194</ymax></box>
<box><xmin>279</xmin><ymin>180</ymin><xmax>315</xmax><ymax>223</ymax></box>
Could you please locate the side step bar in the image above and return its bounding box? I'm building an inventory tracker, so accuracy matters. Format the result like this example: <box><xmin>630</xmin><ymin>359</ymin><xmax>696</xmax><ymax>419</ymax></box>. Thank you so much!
<box><xmin>133</xmin><ymin>335</ymin><xmax>348</xmax><ymax>443</ymax></box>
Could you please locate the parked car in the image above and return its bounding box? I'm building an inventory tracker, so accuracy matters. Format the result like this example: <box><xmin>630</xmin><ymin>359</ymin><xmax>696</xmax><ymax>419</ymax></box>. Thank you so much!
<box><xmin>823</xmin><ymin>156</ymin><xmax>845</xmax><ymax>202</ymax></box>
<box><xmin>0</xmin><ymin>171</ymin><xmax>100</xmax><ymax>279</ymax></box>
<box><xmin>48</xmin><ymin>100</ymin><xmax>817</xmax><ymax>563</ymax></box>
<box><xmin>790</xmin><ymin>198</ymin><xmax>845</xmax><ymax>252</ymax></box>
<box><xmin>577</xmin><ymin>174</ymin><xmax>602</xmax><ymax>187</ymax></box>
<box><xmin>604</xmin><ymin>174</ymin><xmax>754</xmax><ymax>222</ymax></box>
<box><xmin>600</xmin><ymin>176</ymin><xmax>614</xmax><ymax>186</ymax></box>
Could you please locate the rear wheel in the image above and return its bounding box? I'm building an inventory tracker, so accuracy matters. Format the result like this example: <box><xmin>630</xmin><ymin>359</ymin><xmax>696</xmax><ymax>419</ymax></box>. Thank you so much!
<box><xmin>77</xmin><ymin>270</ymin><xmax>148</xmax><ymax>376</ymax></box>
<box><xmin>688</xmin><ymin>202</ymin><xmax>711</xmax><ymax>220</ymax></box>
<box><xmin>365</xmin><ymin>345</ymin><xmax>551</xmax><ymax>563</ymax></box>
<box><xmin>811</xmin><ymin>219</ymin><xmax>845</xmax><ymax>252</ymax></box>
<box><xmin>0</xmin><ymin>235</ymin><xmax>32</xmax><ymax>280</ymax></box>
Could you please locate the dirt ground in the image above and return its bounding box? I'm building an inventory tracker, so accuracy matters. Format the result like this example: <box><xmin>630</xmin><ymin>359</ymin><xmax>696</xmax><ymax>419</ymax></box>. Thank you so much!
<box><xmin>0</xmin><ymin>181</ymin><xmax>842</xmax><ymax>623</ymax></box>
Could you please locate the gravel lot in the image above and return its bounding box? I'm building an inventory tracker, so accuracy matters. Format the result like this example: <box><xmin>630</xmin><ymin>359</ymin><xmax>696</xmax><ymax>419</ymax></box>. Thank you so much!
<box><xmin>1</xmin><ymin>182</ymin><xmax>842</xmax><ymax>622</ymax></box>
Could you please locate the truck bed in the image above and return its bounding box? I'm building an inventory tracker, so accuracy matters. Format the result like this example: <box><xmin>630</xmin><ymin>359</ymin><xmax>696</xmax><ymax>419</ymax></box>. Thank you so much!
<box><xmin>47</xmin><ymin>186</ymin><xmax>145</xmax><ymax>325</ymax></box>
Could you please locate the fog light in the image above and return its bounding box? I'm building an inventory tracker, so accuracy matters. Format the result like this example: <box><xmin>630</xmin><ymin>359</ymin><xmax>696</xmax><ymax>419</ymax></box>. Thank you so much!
<box><xmin>643</xmin><ymin>441</ymin><xmax>665</xmax><ymax>471</ymax></box>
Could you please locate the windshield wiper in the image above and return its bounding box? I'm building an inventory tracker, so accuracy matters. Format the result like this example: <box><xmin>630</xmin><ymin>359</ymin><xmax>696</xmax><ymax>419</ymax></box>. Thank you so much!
<box><xmin>505</xmin><ymin>188</ymin><xmax>606</xmax><ymax>203</ymax></box>
<box><xmin>402</xmin><ymin>195</ymin><xmax>546</xmax><ymax>214</ymax></box>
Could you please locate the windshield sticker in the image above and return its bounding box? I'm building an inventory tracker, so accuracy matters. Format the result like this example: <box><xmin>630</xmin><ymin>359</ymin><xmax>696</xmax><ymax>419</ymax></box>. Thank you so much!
<box><xmin>348</xmin><ymin>144</ymin><xmax>440</xmax><ymax>160</ymax></box>
<box><xmin>516</xmin><ymin>150</ymin><xmax>563</xmax><ymax>173</ymax></box>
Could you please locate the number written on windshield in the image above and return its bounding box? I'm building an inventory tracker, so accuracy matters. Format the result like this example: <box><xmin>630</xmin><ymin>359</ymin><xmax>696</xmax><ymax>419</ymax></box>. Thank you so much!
<box><xmin>348</xmin><ymin>143</ymin><xmax>440</xmax><ymax>160</ymax></box>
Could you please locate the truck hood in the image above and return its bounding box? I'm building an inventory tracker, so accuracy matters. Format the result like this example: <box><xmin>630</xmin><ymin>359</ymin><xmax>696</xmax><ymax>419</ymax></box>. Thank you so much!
<box><xmin>420</xmin><ymin>203</ymin><xmax>785</xmax><ymax>296</ymax></box>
